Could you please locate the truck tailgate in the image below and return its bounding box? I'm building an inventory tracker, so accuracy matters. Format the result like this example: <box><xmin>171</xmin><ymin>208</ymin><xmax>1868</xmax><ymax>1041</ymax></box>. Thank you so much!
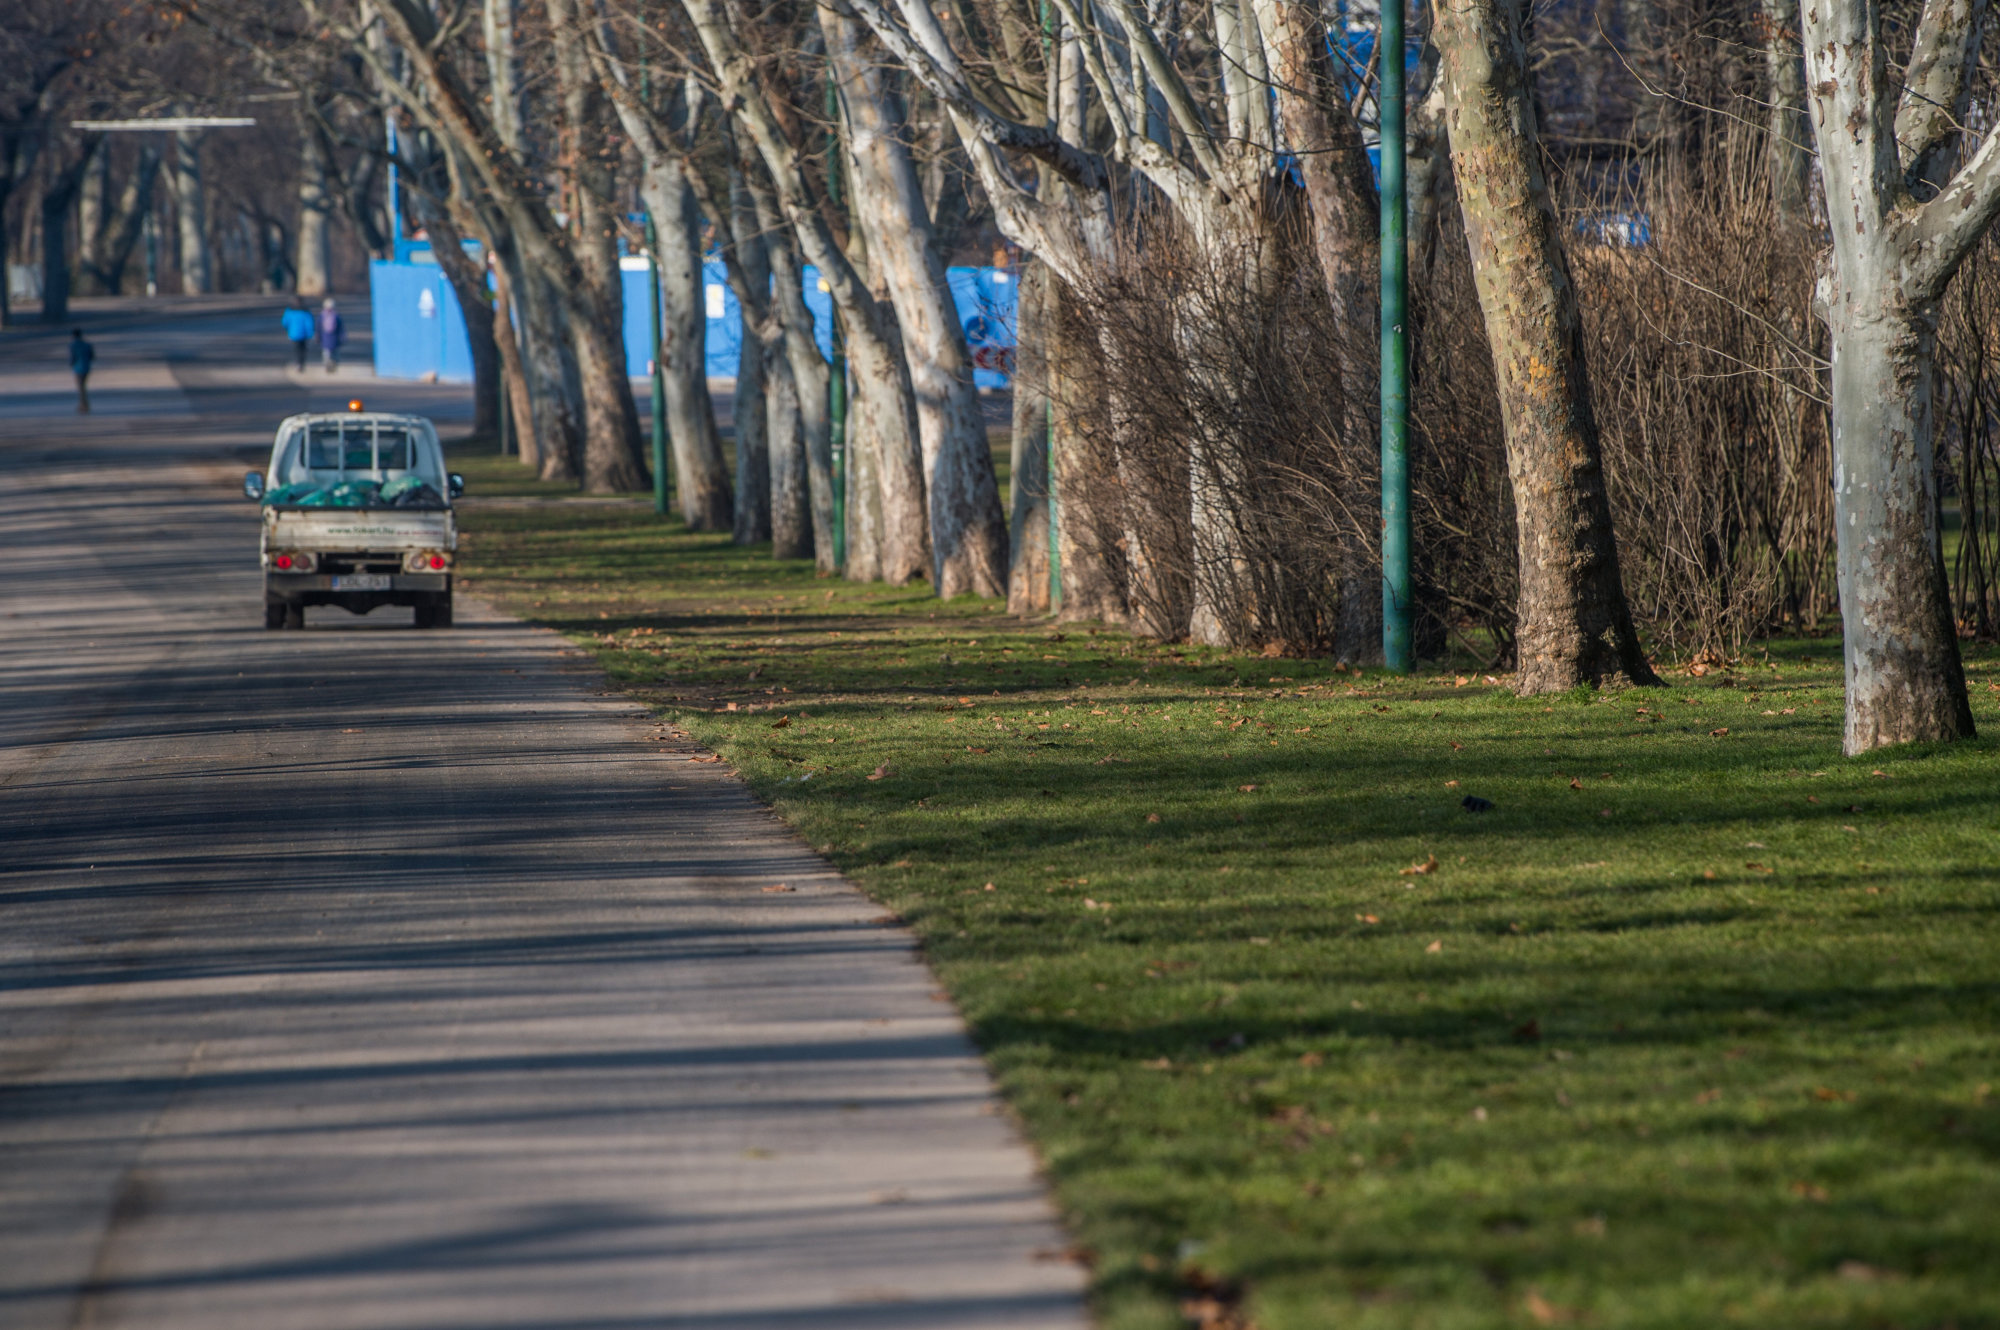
<box><xmin>268</xmin><ymin>509</ymin><xmax>454</xmax><ymax>549</ymax></box>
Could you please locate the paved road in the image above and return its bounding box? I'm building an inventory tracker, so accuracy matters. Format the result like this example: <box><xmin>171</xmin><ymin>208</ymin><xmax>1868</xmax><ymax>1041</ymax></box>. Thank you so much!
<box><xmin>0</xmin><ymin>299</ymin><xmax>1087</xmax><ymax>1330</ymax></box>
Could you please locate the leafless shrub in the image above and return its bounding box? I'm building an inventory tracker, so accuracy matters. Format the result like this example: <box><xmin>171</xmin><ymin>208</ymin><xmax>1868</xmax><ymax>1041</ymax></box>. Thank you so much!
<box><xmin>1043</xmin><ymin>203</ymin><xmax>1514</xmax><ymax>658</ymax></box>
<box><xmin>1936</xmin><ymin>230</ymin><xmax>2000</xmax><ymax>640</ymax></box>
<box><xmin>1571</xmin><ymin>124</ymin><xmax>1837</xmax><ymax>659</ymax></box>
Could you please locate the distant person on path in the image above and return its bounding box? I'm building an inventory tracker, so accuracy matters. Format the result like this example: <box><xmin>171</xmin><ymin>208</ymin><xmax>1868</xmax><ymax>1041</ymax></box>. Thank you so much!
<box><xmin>318</xmin><ymin>298</ymin><xmax>344</xmax><ymax>373</ymax></box>
<box><xmin>69</xmin><ymin>329</ymin><xmax>94</xmax><ymax>414</ymax></box>
<box><xmin>282</xmin><ymin>300</ymin><xmax>316</xmax><ymax>371</ymax></box>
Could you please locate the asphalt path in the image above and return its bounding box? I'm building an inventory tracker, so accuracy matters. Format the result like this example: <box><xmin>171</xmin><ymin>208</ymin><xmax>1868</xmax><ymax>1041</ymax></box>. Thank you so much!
<box><xmin>0</xmin><ymin>298</ymin><xmax>1087</xmax><ymax>1330</ymax></box>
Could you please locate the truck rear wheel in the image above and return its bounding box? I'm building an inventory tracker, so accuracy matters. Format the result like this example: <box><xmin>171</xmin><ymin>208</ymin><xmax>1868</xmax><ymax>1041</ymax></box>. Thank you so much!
<box><xmin>283</xmin><ymin>601</ymin><xmax>305</xmax><ymax>630</ymax></box>
<box><xmin>415</xmin><ymin>593</ymin><xmax>453</xmax><ymax>629</ymax></box>
<box><xmin>265</xmin><ymin>603</ymin><xmax>285</xmax><ymax>630</ymax></box>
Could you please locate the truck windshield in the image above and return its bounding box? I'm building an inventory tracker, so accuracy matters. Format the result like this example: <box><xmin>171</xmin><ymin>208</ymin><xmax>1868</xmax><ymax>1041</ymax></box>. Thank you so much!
<box><xmin>266</xmin><ymin>418</ymin><xmax>446</xmax><ymax>508</ymax></box>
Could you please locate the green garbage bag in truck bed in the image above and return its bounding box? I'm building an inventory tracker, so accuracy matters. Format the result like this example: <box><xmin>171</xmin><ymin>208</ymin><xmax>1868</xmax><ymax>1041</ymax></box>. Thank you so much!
<box><xmin>262</xmin><ymin>482</ymin><xmax>323</xmax><ymax>507</ymax></box>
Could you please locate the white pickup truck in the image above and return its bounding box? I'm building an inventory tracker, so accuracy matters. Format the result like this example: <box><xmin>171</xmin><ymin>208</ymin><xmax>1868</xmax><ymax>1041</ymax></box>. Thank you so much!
<box><xmin>243</xmin><ymin>407</ymin><xmax>465</xmax><ymax>629</ymax></box>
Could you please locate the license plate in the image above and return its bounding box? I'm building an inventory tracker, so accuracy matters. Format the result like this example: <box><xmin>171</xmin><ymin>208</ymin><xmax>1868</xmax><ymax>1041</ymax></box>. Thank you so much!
<box><xmin>332</xmin><ymin>573</ymin><xmax>390</xmax><ymax>591</ymax></box>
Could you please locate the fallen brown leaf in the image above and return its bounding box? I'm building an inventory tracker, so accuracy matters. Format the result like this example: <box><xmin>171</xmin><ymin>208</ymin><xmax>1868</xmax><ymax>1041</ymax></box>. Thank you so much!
<box><xmin>1399</xmin><ymin>855</ymin><xmax>1439</xmax><ymax>876</ymax></box>
<box><xmin>1425</xmin><ymin>939</ymin><xmax>1443</xmax><ymax>953</ymax></box>
<box><xmin>1522</xmin><ymin>1290</ymin><xmax>1580</xmax><ymax>1325</ymax></box>
<box><xmin>1237</xmin><ymin>783</ymin><xmax>1259</xmax><ymax>792</ymax></box>
<box><xmin>1710</xmin><ymin>727</ymin><xmax>1730</xmax><ymax>737</ymax></box>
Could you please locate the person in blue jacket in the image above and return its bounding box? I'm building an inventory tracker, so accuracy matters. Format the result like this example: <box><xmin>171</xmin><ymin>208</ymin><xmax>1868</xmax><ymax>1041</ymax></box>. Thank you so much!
<box><xmin>281</xmin><ymin>300</ymin><xmax>315</xmax><ymax>371</ymax></box>
<box><xmin>318</xmin><ymin>297</ymin><xmax>344</xmax><ymax>373</ymax></box>
<box><xmin>69</xmin><ymin>329</ymin><xmax>94</xmax><ymax>414</ymax></box>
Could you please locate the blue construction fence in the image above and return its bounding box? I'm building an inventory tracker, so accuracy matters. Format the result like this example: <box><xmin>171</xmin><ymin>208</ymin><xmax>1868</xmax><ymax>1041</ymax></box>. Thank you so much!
<box><xmin>370</xmin><ymin>250</ymin><xmax>1019</xmax><ymax>390</ymax></box>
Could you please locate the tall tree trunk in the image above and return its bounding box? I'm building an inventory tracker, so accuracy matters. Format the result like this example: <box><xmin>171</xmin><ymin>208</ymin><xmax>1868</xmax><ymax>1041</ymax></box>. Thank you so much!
<box><xmin>845</xmin><ymin>300</ymin><xmax>930</xmax><ymax>583</ymax></box>
<box><xmin>1760</xmin><ymin>0</ymin><xmax>1811</xmax><ymax>226</ymax></box>
<box><xmin>544</xmin><ymin>0</ymin><xmax>648</xmax><ymax>494</ymax></box>
<box><xmin>489</xmin><ymin>258</ymin><xmax>537</xmax><ymax>463</ymax></box>
<box><xmin>1803</xmin><ymin>0</ymin><xmax>1994</xmax><ymax>750</ymax></box>
<box><xmin>826</xmin><ymin>0</ymin><xmax>1007</xmax><ymax>597</ymax></box>
<box><xmin>729</xmin><ymin>165</ymin><xmax>774</xmax><ymax>545</ymax></box>
<box><xmin>1824</xmin><ymin>303</ymin><xmax>1974</xmax><ymax>747</ymax></box>
<box><xmin>747</xmin><ymin>171</ymin><xmax>821</xmax><ymax>561</ymax></box>
<box><xmin>639</xmin><ymin>157</ymin><xmax>734</xmax><ymax>529</ymax></box>
<box><xmin>39</xmin><ymin>149</ymin><xmax>92</xmax><ymax>324</ymax></box>
<box><xmin>1054</xmin><ymin>276</ymin><xmax>1129</xmax><ymax>625</ymax></box>
<box><xmin>1433</xmin><ymin>0</ymin><xmax>1658</xmax><ymax>692</ymax></box>
<box><xmin>74</xmin><ymin>140</ymin><xmax>108</xmax><ymax>296</ymax></box>
<box><xmin>1007</xmin><ymin>258</ymin><xmax>1052</xmax><ymax>615</ymax></box>
<box><xmin>515</xmin><ymin>263</ymin><xmax>582</xmax><ymax>479</ymax></box>
<box><xmin>172</xmin><ymin>125</ymin><xmax>212</xmax><ymax>294</ymax></box>
<box><xmin>296</xmin><ymin>109</ymin><xmax>333</xmax><ymax>297</ymax></box>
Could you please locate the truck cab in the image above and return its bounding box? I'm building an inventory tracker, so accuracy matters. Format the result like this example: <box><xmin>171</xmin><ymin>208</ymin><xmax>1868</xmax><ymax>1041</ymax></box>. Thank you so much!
<box><xmin>243</xmin><ymin>407</ymin><xmax>464</xmax><ymax>629</ymax></box>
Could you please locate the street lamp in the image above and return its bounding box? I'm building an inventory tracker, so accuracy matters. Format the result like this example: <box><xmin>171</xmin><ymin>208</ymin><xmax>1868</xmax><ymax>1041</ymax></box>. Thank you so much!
<box><xmin>1379</xmin><ymin>0</ymin><xmax>1412</xmax><ymax>673</ymax></box>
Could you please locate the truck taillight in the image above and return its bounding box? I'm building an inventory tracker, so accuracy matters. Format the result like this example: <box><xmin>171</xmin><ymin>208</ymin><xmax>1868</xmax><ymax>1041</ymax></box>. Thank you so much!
<box><xmin>429</xmin><ymin>555</ymin><xmax>445</xmax><ymax>570</ymax></box>
<box><xmin>275</xmin><ymin>554</ymin><xmax>293</xmax><ymax>570</ymax></box>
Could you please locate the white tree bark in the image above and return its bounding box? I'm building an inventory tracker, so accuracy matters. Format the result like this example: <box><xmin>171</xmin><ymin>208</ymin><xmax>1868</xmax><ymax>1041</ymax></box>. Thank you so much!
<box><xmin>1801</xmin><ymin>0</ymin><xmax>1995</xmax><ymax>750</ymax></box>
<box><xmin>746</xmin><ymin>169</ymin><xmax>824</xmax><ymax>562</ymax></box>
<box><xmin>295</xmin><ymin>108</ymin><xmax>332</xmax><ymax>297</ymax></box>
<box><xmin>670</xmin><ymin>0</ymin><xmax>928</xmax><ymax>581</ymax></box>
<box><xmin>640</xmin><ymin>155</ymin><xmax>735</xmax><ymax>529</ymax></box>
<box><xmin>171</xmin><ymin>125</ymin><xmax>212</xmax><ymax>295</ymax></box>
<box><xmin>825</xmin><ymin>0</ymin><xmax>1008</xmax><ymax>598</ymax></box>
<box><xmin>1007</xmin><ymin>258</ymin><xmax>1052</xmax><ymax>615</ymax></box>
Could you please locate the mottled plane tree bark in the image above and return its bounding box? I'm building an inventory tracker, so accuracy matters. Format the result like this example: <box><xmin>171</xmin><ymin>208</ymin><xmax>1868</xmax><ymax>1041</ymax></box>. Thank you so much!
<box><xmin>544</xmin><ymin>0</ymin><xmax>650</xmax><ymax>493</ymax></box>
<box><xmin>1432</xmin><ymin>0</ymin><xmax>1659</xmax><ymax>693</ymax></box>
<box><xmin>674</xmin><ymin>0</ymin><xmax>931</xmax><ymax>583</ymax></box>
<box><xmin>1801</xmin><ymin>0</ymin><xmax>1998</xmax><ymax>751</ymax></box>
<box><xmin>824</xmin><ymin>0</ymin><xmax>1007</xmax><ymax>598</ymax></box>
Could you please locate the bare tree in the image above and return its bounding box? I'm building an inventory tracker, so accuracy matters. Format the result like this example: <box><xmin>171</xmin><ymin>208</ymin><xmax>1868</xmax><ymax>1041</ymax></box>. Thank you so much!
<box><xmin>1801</xmin><ymin>0</ymin><xmax>1998</xmax><ymax>750</ymax></box>
<box><xmin>824</xmin><ymin>0</ymin><xmax>1007</xmax><ymax>598</ymax></box>
<box><xmin>295</xmin><ymin>102</ymin><xmax>333</xmax><ymax>295</ymax></box>
<box><xmin>345</xmin><ymin>0</ymin><xmax>652</xmax><ymax>492</ymax></box>
<box><xmin>672</xmin><ymin>0</ymin><xmax>931</xmax><ymax>582</ymax></box>
<box><xmin>1432</xmin><ymin>0</ymin><xmax>1659</xmax><ymax>692</ymax></box>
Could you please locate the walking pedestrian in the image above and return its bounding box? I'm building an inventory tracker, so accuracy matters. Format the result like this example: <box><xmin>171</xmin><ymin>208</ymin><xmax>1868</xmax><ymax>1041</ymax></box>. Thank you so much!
<box><xmin>318</xmin><ymin>297</ymin><xmax>344</xmax><ymax>373</ymax></box>
<box><xmin>282</xmin><ymin>299</ymin><xmax>316</xmax><ymax>371</ymax></box>
<box><xmin>69</xmin><ymin>329</ymin><xmax>94</xmax><ymax>414</ymax></box>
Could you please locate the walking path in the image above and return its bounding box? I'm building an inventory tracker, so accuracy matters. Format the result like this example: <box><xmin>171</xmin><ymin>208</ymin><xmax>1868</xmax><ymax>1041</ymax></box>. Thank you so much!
<box><xmin>0</xmin><ymin>298</ymin><xmax>1087</xmax><ymax>1329</ymax></box>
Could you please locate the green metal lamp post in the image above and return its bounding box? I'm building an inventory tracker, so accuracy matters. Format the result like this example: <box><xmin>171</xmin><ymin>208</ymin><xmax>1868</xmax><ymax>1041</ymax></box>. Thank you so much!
<box><xmin>826</xmin><ymin>73</ymin><xmax>848</xmax><ymax>572</ymax></box>
<box><xmin>1380</xmin><ymin>0</ymin><xmax>1412</xmax><ymax>673</ymax></box>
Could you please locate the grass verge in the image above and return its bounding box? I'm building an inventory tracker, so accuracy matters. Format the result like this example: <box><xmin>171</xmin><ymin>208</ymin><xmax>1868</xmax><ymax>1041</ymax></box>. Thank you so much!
<box><xmin>457</xmin><ymin>495</ymin><xmax>2000</xmax><ymax>1330</ymax></box>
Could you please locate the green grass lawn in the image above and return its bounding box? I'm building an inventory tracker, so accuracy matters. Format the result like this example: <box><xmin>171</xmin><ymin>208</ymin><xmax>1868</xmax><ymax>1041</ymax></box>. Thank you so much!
<box><xmin>456</xmin><ymin>494</ymin><xmax>2000</xmax><ymax>1330</ymax></box>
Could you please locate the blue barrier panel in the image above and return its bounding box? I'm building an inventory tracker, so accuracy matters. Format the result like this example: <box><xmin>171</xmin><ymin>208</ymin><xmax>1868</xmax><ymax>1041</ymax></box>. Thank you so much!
<box><xmin>439</xmin><ymin>272</ymin><xmax>474</xmax><ymax>382</ymax></box>
<box><xmin>368</xmin><ymin>259</ymin><xmax>474</xmax><ymax>383</ymax></box>
<box><xmin>377</xmin><ymin>257</ymin><xmax>1019</xmax><ymax>388</ymax></box>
